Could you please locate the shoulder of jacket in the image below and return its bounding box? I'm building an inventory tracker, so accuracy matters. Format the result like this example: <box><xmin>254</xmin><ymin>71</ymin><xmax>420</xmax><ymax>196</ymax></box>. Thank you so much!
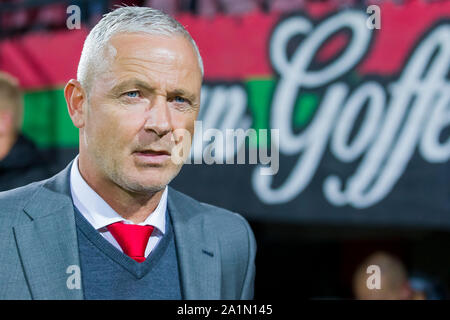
<box><xmin>169</xmin><ymin>187</ymin><xmax>253</xmax><ymax>238</ymax></box>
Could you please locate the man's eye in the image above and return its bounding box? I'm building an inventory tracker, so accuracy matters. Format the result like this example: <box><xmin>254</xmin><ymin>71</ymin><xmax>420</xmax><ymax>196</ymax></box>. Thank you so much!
<box><xmin>124</xmin><ymin>91</ymin><xmax>140</xmax><ymax>98</ymax></box>
<box><xmin>174</xmin><ymin>96</ymin><xmax>187</xmax><ymax>104</ymax></box>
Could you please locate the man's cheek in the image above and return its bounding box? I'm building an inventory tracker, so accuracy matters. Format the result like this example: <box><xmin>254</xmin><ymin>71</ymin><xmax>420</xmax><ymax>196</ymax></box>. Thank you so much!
<box><xmin>176</xmin><ymin>116</ymin><xmax>196</xmax><ymax>134</ymax></box>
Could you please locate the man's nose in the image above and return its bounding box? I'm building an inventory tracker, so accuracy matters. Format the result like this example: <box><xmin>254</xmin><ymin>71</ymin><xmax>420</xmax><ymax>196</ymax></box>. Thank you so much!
<box><xmin>143</xmin><ymin>95</ymin><xmax>171</xmax><ymax>137</ymax></box>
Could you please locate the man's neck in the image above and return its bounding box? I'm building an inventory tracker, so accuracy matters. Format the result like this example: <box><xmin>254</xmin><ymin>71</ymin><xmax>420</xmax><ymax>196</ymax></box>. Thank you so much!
<box><xmin>77</xmin><ymin>158</ymin><xmax>164</xmax><ymax>224</ymax></box>
<box><xmin>0</xmin><ymin>133</ymin><xmax>17</xmax><ymax>161</ymax></box>
<box><xmin>101</xmin><ymin>185</ymin><xmax>164</xmax><ymax>224</ymax></box>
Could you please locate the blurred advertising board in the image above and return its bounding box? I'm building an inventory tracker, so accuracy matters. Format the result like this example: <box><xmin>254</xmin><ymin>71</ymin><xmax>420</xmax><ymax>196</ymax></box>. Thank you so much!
<box><xmin>1</xmin><ymin>1</ymin><xmax>449</xmax><ymax>228</ymax></box>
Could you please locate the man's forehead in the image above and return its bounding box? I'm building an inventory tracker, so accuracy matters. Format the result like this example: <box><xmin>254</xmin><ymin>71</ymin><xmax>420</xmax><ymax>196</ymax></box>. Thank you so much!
<box><xmin>106</xmin><ymin>33</ymin><xmax>201</xmax><ymax>77</ymax></box>
<box><xmin>89</xmin><ymin>33</ymin><xmax>201</xmax><ymax>96</ymax></box>
<box><xmin>109</xmin><ymin>33</ymin><xmax>196</xmax><ymax>63</ymax></box>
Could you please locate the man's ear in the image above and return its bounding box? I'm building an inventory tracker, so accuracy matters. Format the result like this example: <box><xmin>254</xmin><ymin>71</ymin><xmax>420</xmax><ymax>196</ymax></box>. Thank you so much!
<box><xmin>65</xmin><ymin>79</ymin><xmax>87</xmax><ymax>129</ymax></box>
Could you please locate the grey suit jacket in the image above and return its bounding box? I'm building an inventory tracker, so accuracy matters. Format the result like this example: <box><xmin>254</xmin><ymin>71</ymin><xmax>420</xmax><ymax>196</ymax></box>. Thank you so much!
<box><xmin>0</xmin><ymin>162</ymin><xmax>256</xmax><ymax>300</ymax></box>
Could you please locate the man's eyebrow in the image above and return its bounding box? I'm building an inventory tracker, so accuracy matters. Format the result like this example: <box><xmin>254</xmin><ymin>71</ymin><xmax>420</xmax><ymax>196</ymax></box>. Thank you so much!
<box><xmin>109</xmin><ymin>78</ymin><xmax>198</xmax><ymax>103</ymax></box>
<box><xmin>110</xmin><ymin>78</ymin><xmax>153</xmax><ymax>94</ymax></box>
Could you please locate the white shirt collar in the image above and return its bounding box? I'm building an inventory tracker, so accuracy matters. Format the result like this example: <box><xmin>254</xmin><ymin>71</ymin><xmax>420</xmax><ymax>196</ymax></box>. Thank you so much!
<box><xmin>69</xmin><ymin>156</ymin><xmax>167</xmax><ymax>234</ymax></box>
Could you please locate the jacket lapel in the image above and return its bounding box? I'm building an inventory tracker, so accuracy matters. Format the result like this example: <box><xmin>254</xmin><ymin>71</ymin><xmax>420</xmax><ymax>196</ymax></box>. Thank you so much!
<box><xmin>167</xmin><ymin>187</ymin><xmax>222</xmax><ymax>299</ymax></box>
<box><xmin>13</xmin><ymin>163</ymin><xmax>83</xmax><ymax>300</ymax></box>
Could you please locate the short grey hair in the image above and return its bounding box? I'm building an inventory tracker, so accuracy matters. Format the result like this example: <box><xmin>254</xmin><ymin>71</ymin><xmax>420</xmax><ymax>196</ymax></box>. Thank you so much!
<box><xmin>77</xmin><ymin>6</ymin><xmax>204</xmax><ymax>94</ymax></box>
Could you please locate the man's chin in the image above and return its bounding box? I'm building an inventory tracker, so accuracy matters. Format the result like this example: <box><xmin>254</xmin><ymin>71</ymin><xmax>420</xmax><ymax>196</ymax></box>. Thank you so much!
<box><xmin>115</xmin><ymin>164</ymin><xmax>181</xmax><ymax>194</ymax></box>
<box><xmin>121</xmin><ymin>172</ymin><xmax>175</xmax><ymax>193</ymax></box>
<box><xmin>121</xmin><ymin>180</ymin><xmax>167</xmax><ymax>195</ymax></box>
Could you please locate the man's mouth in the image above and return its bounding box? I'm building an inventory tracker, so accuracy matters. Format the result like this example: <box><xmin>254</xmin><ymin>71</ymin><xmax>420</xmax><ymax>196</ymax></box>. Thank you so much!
<box><xmin>135</xmin><ymin>149</ymin><xmax>171</xmax><ymax>156</ymax></box>
<box><xmin>133</xmin><ymin>149</ymin><xmax>171</xmax><ymax>164</ymax></box>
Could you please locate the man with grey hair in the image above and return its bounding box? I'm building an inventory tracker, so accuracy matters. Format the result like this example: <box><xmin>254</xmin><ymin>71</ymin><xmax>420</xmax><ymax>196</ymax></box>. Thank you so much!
<box><xmin>0</xmin><ymin>6</ymin><xmax>256</xmax><ymax>300</ymax></box>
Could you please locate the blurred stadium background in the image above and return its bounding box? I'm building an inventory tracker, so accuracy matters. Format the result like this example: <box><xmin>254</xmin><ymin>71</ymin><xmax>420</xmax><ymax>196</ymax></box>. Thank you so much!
<box><xmin>1</xmin><ymin>0</ymin><xmax>449</xmax><ymax>299</ymax></box>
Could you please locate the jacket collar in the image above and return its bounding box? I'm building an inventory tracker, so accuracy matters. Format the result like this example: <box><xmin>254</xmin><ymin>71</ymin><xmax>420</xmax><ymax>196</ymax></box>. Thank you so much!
<box><xmin>167</xmin><ymin>186</ymin><xmax>222</xmax><ymax>299</ymax></box>
<box><xmin>14</xmin><ymin>161</ymin><xmax>82</xmax><ymax>299</ymax></box>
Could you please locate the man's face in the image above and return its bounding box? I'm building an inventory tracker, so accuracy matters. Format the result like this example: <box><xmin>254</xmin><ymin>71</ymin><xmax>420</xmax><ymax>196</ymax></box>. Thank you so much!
<box><xmin>80</xmin><ymin>33</ymin><xmax>202</xmax><ymax>194</ymax></box>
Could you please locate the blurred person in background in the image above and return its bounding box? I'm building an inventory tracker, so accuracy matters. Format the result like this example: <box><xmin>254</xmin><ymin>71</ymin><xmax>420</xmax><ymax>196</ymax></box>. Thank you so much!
<box><xmin>352</xmin><ymin>251</ymin><xmax>415</xmax><ymax>300</ymax></box>
<box><xmin>0</xmin><ymin>72</ymin><xmax>53</xmax><ymax>192</ymax></box>
<box><xmin>409</xmin><ymin>272</ymin><xmax>447</xmax><ymax>300</ymax></box>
